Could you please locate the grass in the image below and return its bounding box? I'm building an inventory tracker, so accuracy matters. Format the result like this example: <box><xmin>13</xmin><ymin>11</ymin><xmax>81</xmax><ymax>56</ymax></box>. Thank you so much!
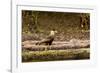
<box><xmin>22</xmin><ymin>48</ymin><xmax>90</xmax><ymax>62</ymax></box>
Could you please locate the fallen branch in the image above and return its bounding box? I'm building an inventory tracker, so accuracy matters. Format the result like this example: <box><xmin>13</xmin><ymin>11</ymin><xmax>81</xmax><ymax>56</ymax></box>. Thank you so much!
<box><xmin>22</xmin><ymin>49</ymin><xmax>90</xmax><ymax>62</ymax></box>
<box><xmin>22</xmin><ymin>42</ymin><xmax>90</xmax><ymax>51</ymax></box>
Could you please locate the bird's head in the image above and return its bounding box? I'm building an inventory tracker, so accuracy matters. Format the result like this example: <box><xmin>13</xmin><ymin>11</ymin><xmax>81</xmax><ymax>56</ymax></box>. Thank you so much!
<box><xmin>50</xmin><ymin>29</ymin><xmax>57</xmax><ymax>36</ymax></box>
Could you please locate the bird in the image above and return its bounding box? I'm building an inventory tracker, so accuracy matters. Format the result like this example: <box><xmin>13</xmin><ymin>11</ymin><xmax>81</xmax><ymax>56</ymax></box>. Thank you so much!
<box><xmin>36</xmin><ymin>29</ymin><xmax>57</xmax><ymax>45</ymax></box>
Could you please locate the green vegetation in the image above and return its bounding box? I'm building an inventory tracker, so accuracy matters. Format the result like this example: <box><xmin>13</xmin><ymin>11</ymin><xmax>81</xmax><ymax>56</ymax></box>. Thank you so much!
<box><xmin>22</xmin><ymin>48</ymin><xmax>90</xmax><ymax>62</ymax></box>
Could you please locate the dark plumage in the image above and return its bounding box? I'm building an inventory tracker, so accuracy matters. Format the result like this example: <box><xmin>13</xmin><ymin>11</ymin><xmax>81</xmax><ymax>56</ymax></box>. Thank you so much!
<box><xmin>36</xmin><ymin>30</ymin><xmax>57</xmax><ymax>45</ymax></box>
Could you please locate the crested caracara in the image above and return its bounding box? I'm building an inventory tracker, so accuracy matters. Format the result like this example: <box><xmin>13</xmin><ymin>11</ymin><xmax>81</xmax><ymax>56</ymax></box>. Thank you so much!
<box><xmin>36</xmin><ymin>30</ymin><xmax>57</xmax><ymax>45</ymax></box>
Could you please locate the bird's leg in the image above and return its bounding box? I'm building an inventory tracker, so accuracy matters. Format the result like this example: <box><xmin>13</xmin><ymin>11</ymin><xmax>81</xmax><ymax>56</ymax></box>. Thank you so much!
<box><xmin>45</xmin><ymin>46</ymin><xmax>47</xmax><ymax>51</ymax></box>
<box><xmin>45</xmin><ymin>44</ymin><xmax>51</xmax><ymax>51</ymax></box>
<box><xmin>50</xmin><ymin>45</ymin><xmax>51</xmax><ymax>50</ymax></box>
<box><xmin>44</xmin><ymin>45</ymin><xmax>48</xmax><ymax>51</ymax></box>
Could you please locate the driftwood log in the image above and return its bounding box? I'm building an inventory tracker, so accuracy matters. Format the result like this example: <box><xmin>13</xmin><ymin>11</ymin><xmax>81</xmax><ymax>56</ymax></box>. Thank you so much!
<box><xmin>22</xmin><ymin>48</ymin><xmax>90</xmax><ymax>62</ymax></box>
<box><xmin>22</xmin><ymin>40</ymin><xmax>90</xmax><ymax>51</ymax></box>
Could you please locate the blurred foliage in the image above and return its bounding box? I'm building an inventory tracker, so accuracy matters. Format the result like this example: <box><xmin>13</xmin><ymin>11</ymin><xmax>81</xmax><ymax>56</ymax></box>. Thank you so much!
<box><xmin>79</xmin><ymin>13</ymin><xmax>90</xmax><ymax>30</ymax></box>
<box><xmin>22</xmin><ymin>10</ymin><xmax>90</xmax><ymax>34</ymax></box>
